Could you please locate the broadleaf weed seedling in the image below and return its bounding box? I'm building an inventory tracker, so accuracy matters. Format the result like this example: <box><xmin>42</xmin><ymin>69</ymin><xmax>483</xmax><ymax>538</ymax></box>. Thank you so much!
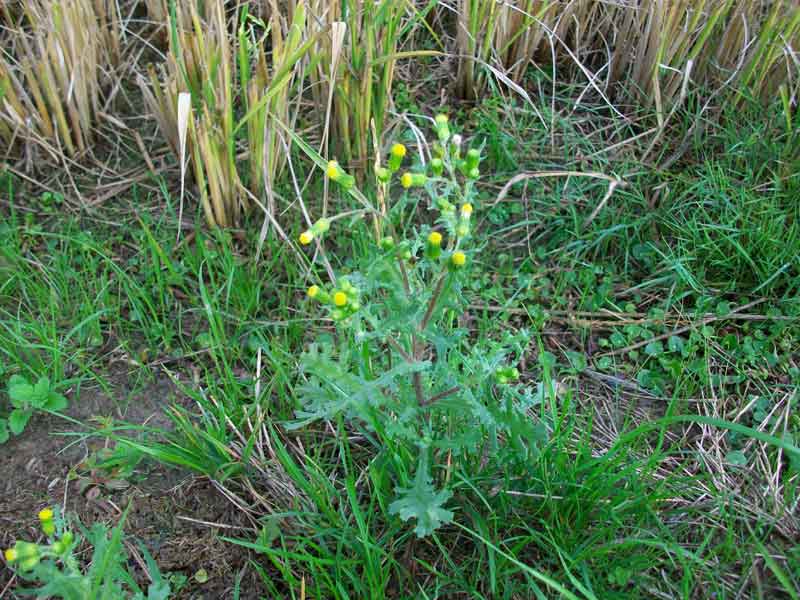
<box><xmin>296</xmin><ymin>115</ymin><xmax>548</xmax><ymax>537</ymax></box>
<box><xmin>3</xmin><ymin>506</ymin><xmax>174</xmax><ymax>599</ymax></box>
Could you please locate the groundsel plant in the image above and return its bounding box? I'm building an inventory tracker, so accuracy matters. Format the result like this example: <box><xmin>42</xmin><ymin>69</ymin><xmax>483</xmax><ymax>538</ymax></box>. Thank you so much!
<box><xmin>3</xmin><ymin>506</ymin><xmax>171</xmax><ymax>599</ymax></box>
<box><xmin>295</xmin><ymin>115</ymin><xmax>547</xmax><ymax>537</ymax></box>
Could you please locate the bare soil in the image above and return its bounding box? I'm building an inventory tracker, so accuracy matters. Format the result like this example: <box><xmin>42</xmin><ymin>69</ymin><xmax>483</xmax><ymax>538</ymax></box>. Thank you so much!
<box><xmin>0</xmin><ymin>368</ymin><xmax>262</xmax><ymax>599</ymax></box>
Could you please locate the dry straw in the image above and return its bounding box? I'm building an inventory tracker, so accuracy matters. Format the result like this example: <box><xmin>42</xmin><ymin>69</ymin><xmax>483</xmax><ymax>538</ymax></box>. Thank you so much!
<box><xmin>141</xmin><ymin>0</ymin><xmax>314</xmax><ymax>227</ymax></box>
<box><xmin>0</xmin><ymin>0</ymin><xmax>119</xmax><ymax>159</ymax></box>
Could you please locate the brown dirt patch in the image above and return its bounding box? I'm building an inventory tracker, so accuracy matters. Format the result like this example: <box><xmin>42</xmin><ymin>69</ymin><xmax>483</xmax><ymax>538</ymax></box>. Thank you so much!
<box><xmin>0</xmin><ymin>368</ymin><xmax>261</xmax><ymax>599</ymax></box>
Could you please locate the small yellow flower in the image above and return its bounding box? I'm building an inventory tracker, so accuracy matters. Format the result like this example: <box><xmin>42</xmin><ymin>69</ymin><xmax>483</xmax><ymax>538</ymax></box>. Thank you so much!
<box><xmin>428</xmin><ymin>231</ymin><xmax>442</xmax><ymax>246</ymax></box>
<box><xmin>451</xmin><ymin>251</ymin><xmax>467</xmax><ymax>267</ymax></box>
<box><xmin>460</xmin><ymin>203</ymin><xmax>473</xmax><ymax>218</ymax></box>
<box><xmin>38</xmin><ymin>508</ymin><xmax>54</xmax><ymax>522</ymax></box>
<box><xmin>391</xmin><ymin>143</ymin><xmax>407</xmax><ymax>158</ymax></box>
<box><xmin>326</xmin><ymin>160</ymin><xmax>341</xmax><ymax>180</ymax></box>
<box><xmin>333</xmin><ymin>291</ymin><xmax>348</xmax><ymax>307</ymax></box>
<box><xmin>307</xmin><ymin>285</ymin><xmax>320</xmax><ymax>298</ymax></box>
<box><xmin>400</xmin><ymin>173</ymin><xmax>413</xmax><ymax>188</ymax></box>
<box><xmin>4</xmin><ymin>548</ymin><xmax>17</xmax><ymax>563</ymax></box>
<box><xmin>299</xmin><ymin>230</ymin><xmax>314</xmax><ymax>245</ymax></box>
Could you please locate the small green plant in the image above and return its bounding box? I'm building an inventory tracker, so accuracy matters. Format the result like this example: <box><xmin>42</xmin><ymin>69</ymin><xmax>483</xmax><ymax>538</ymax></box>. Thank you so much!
<box><xmin>4</xmin><ymin>506</ymin><xmax>172</xmax><ymax>600</ymax></box>
<box><xmin>295</xmin><ymin>115</ymin><xmax>548</xmax><ymax>537</ymax></box>
<box><xmin>0</xmin><ymin>375</ymin><xmax>67</xmax><ymax>443</ymax></box>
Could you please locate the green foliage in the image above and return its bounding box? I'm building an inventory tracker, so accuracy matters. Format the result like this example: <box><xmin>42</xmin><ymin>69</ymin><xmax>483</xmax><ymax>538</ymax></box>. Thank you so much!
<box><xmin>295</xmin><ymin>116</ymin><xmax>549</xmax><ymax>537</ymax></box>
<box><xmin>1</xmin><ymin>375</ymin><xmax>67</xmax><ymax>443</ymax></box>
<box><xmin>4</xmin><ymin>507</ymin><xmax>173</xmax><ymax>600</ymax></box>
<box><xmin>388</xmin><ymin>455</ymin><xmax>453</xmax><ymax>537</ymax></box>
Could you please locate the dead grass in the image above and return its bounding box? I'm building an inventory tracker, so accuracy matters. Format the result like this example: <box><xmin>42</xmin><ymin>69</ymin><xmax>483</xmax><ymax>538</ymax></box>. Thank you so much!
<box><xmin>0</xmin><ymin>0</ymin><xmax>119</xmax><ymax>160</ymax></box>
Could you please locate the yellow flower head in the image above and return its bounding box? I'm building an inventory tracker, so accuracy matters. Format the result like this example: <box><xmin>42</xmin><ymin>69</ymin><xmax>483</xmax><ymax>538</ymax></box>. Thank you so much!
<box><xmin>38</xmin><ymin>508</ymin><xmax>54</xmax><ymax>522</ymax></box>
<box><xmin>307</xmin><ymin>285</ymin><xmax>320</xmax><ymax>298</ymax></box>
<box><xmin>451</xmin><ymin>251</ymin><xmax>467</xmax><ymax>267</ymax></box>
<box><xmin>400</xmin><ymin>173</ymin><xmax>413</xmax><ymax>189</ymax></box>
<box><xmin>428</xmin><ymin>231</ymin><xmax>442</xmax><ymax>246</ymax></box>
<box><xmin>460</xmin><ymin>203</ymin><xmax>473</xmax><ymax>218</ymax></box>
<box><xmin>435</xmin><ymin>114</ymin><xmax>449</xmax><ymax>126</ymax></box>
<box><xmin>326</xmin><ymin>160</ymin><xmax>341</xmax><ymax>180</ymax></box>
<box><xmin>4</xmin><ymin>548</ymin><xmax>18</xmax><ymax>563</ymax></box>
<box><xmin>333</xmin><ymin>291</ymin><xmax>348</xmax><ymax>307</ymax></box>
<box><xmin>299</xmin><ymin>230</ymin><xmax>314</xmax><ymax>245</ymax></box>
<box><xmin>391</xmin><ymin>143</ymin><xmax>407</xmax><ymax>158</ymax></box>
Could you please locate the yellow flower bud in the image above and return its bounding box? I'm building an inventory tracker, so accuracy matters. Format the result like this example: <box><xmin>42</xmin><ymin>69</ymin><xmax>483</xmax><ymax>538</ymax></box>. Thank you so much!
<box><xmin>299</xmin><ymin>231</ymin><xmax>314</xmax><ymax>245</ymax></box>
<box><xmin>333</xmin><ymin>291</ymin><xmax>348</xmax><ymax>307</ymax></box>
<box><xmin>38</xmin><ymin>508</ymin><xmax>54</xmax><ymax>522</ymax></box>
<box><xmin>326</xmin><ymin>160</ymin><xmax>341</xmax><ymax>180</ymax></box>
<box><xmin>451</xmin><ymin>251</ymin><xmax>467</xmax><ymax>267</ymax></box>
<box><xmin>4</xmin><ymin>548</ymin><xmax>17</xmax><ymax>563</ymax></box>
<box><xmin>311</xmin><ymin>218</ymin><xmax>330</xmax><ymax>235</ymax></box>
<box><xmin>426</xmin><ymin>231</ymin><xmax>443</xmax><ymax>260</ymax></box>
<box><xmin>389</xmin><ymin>144</ymin><xmax>406</xmax><ymax>172</ymax></box>
<box><xmin>326</xmin><ymin>160</ymin><xmax>355</xmax><ymax>189</ymax></box>
<box><xmin>307</xmin><ymin>285</ymin><xmax>320</xmax><ymax>298</ymax></box>
<box><xmin>460</xmin><ymin>203</ymin><xmax>473</xmax><ymax>218</ymax></box>
<box><xmin>401</xmin><ymin>172</ymin><xmax>427</xmax><ymax>188</ymax></box>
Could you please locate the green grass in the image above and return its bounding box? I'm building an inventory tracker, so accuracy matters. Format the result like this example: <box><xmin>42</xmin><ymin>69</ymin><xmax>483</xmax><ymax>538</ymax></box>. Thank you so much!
<box><xmin>2</xmin><ymin>90</ymin><xmax>799</xmax><ymax>598</ymax></box>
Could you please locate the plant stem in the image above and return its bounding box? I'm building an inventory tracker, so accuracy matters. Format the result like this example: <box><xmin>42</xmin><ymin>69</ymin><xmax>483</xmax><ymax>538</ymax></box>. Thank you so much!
<box><xmin>420</xmin><ymin>271</ymin><xmax>448</xmax><ymax>333</ymax></box>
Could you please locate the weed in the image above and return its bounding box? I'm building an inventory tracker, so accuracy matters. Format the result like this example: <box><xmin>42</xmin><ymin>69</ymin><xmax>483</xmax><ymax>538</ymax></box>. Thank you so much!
<box><xmin>3</xmin><ymin>506</ymin><xmax>174</xmax><ymax>599</ymax></box>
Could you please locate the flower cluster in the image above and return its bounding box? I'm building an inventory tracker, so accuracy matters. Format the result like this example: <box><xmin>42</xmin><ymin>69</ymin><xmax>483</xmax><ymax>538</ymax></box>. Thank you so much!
<box><xmin>308</xmin><ymin>278</ymin><xmax>361</xmax><ymax>322</ymax></box>
<box><xmin>300</xmin><ymin>114</ymin><xmax>482</xmax><ymax>324</ymax></box>
<box><xmin>299</xmin><ymin>217</ymin><xmax>331</xmax><ymax>246</ymax></box>
<box><xmin>4</xmin><ymin>507</ymin><xmax>74</xmax><ymax>572</ymax></box>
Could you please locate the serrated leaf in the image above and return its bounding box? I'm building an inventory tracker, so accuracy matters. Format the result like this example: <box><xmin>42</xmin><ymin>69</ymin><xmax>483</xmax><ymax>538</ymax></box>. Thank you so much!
<box><xmin>9</xmin><ymin>409</ymin><xmax>32</xmax><ymax>435</ymax></box>
<box><xmin>389</xmin><ymin>457</ymin><xmax>453</xmax><ymax>538</ymax></box>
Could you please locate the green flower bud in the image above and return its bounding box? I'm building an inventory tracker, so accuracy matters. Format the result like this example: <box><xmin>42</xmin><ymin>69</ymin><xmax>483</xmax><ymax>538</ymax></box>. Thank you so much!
<box><xmin>16</xmin><ymin>542</ymin><xmax>39</xmax><ymax>560</ymax></box>
<box><xmin>436</xmin><ymin>198</ymin><xmax>455</xmax><ymax>213</ymax></box>
<box><xmin>388</xmin><ymin>143</ymin><xmax>407</xmax><ymax>172</ymax></box>
<box><xmin>376</xmin><ymin>167</ymin><xmax>391</xmax><ymax>183</ymax></box>
<box><xmin>426</xmin><ymin>231</ymin><xmax>443</xmax><ymax>260</ymax></box>
<box><xmin>430</xmin><ymin>158</ymin><xmax>444</xmax><ymax>177</ymax></box>
<box><xmin>467</xmin><ymin>167</ymin><xmax>480</xmax><ymax>180</ymax></box>
<box><xmin>400</xmin><ymin>172</ymin><xmax>427</xmax><ymax>188</ymax></box>
<box><xmin>450</xmin><ymin>134</ymin><xmax>463</xmax><ymax>158</ymax></box>
<box><xmin>434</xmin><ymin>114</ymin><xmax>451</xmax><ymax>142</ymax></box>
<box><xmin>380</xmin><ymin>236</ymin><xmax>395</xmax><ymax>251</ymax></box>
<box><xmin>311</xmin><ymin>218</ymin><xmax>330</xmax><ymax>236</ymax></box>
<box><xmin>465</xmin><ymin>148</ymin><xmax>480</xmax><ymax>171</ymax></box>
<box><xmin>326</xmin><ymin>161</ymin><xmax>355</xmax><ymax>190</ymax></box>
